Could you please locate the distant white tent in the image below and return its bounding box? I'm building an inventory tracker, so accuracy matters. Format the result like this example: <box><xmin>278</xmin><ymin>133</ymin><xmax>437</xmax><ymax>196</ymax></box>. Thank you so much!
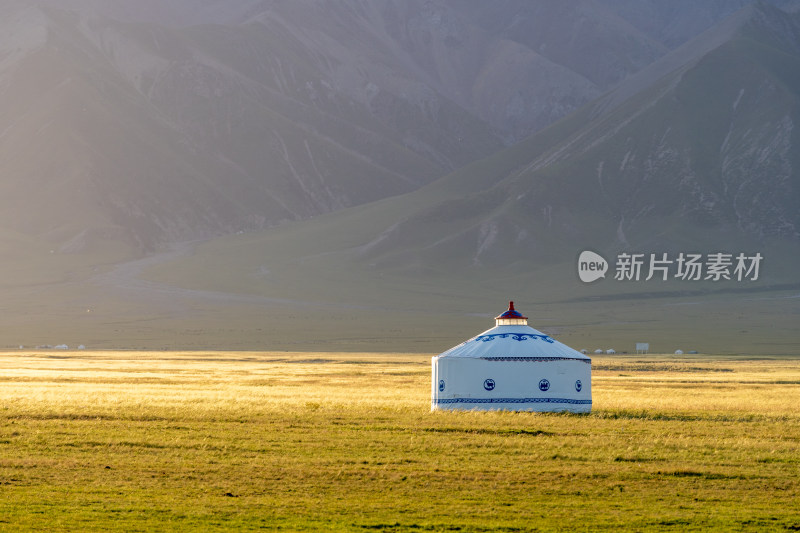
<box><xmin>431</xmin><ymin>302</ymin><xmax>591</xmax><ymax>413</ymax></box>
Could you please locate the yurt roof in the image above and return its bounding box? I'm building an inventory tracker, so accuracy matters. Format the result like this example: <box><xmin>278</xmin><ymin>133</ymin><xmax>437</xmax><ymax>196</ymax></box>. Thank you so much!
<box><xmin>438</xmin><ymin>302</ymin><xmax>590</xmax><ymax>361</ymax></box>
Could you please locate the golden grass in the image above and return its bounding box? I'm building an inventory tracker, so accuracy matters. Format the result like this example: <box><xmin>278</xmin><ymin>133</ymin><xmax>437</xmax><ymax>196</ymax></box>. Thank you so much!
<box><xmin>1</xmin><ymin>351</ymin><xmax>800</xmax><ymax>531</ymax></box>
<box><xmin>4</xmin><ymin>351</ymin><xmax>798</xmax><ymax>416</ymax></box>
<box><xmin>592</xmin><ymin>356</ymin><xmax>800</xmax><ymax>416</ymax></box>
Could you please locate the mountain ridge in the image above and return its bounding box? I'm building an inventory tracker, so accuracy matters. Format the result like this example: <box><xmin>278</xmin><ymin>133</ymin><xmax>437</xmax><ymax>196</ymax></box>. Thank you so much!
<box><xmin>150</xmin><ymin>2</ymin><xmax>800</xmax><ymax>282</ymax></box>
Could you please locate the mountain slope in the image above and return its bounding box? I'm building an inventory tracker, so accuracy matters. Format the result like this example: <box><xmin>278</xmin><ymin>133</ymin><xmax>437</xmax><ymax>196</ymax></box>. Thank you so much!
<box><xmin>348</xmin><ymin>3</ymin><xmax>800</xmax><ymax>271</ymax></box>
<box><xmin>137</xmin><ymin>3</ymin><xmax>800</xmax><ymax>352</ymax></box>
<box><xmin>0</xmin><ymin>3</ymin><xmax>503</xmax><ymax>252</ymax></box>
<box><xmin>7</xmin><ymin>0</ymin><xmax>792</xmax><ymax>255</ymax></box>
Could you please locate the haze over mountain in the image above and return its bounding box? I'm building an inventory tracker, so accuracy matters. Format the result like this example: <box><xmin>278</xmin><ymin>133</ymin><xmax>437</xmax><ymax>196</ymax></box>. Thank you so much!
<box><xmin>7</xmin><ymin>0</ymin><xmax>796</xmax><ymax>253</ymax></box>
<box><xmin>0</xmin><ymin>0</ymin><xmax>798</xmax><ymax>352</ymax></box>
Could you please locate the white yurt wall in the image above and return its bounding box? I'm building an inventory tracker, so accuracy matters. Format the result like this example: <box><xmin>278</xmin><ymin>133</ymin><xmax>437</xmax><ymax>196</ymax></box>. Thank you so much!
<box><xmin>431</xmin><ymin>302</ymin><xmax>591</xmax><ymax>413</ymax></box>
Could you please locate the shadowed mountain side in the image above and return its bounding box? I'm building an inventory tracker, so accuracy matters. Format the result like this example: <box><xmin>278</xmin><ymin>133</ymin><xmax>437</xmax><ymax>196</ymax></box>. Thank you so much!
<box><xmin>599</xmin><ymin>0</ymin><xmax>800</xmax><ymax>48</ymax></box>
<box><xmin>353</xmin><ymin>3</ymin><xmax>800</xmax><ymax>270</ymax></box>
<box><xmin>457</xmin><ymin>0</ymin><xmax>669</xmax><ymax>90</ymax></box>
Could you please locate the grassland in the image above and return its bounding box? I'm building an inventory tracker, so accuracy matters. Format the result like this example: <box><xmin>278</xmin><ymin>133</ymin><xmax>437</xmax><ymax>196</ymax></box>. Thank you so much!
<box><xmin>1</xmin><ymin>351</ymin><xmax>799</xmax><ymax>531</ymax></box>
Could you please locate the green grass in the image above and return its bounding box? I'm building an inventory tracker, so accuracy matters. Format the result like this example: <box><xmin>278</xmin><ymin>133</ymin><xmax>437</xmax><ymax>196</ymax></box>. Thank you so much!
<box><xmin>1</xmin><ymin>351</ymin><xmax>799</xmax><ymax>531</ymax></box>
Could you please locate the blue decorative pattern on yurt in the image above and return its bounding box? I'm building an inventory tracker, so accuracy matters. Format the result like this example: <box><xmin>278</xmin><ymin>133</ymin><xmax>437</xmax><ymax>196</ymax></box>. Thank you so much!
<box><xmin>434</xmin><ymin>398</ymin><xmax>592</xmax><ymax>405</ymax></box>
<box><xmin>481</xmin><ymin>357</ymin><xmax>592</xmax><ymax>363</ymax></box>
<box><xmin>475</xmin><ymin>333</ymin><xmax>554</xmax><ymax>343</ymax></box>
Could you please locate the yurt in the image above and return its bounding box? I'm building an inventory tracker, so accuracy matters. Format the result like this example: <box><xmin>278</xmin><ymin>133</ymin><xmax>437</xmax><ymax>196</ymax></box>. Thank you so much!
<box><xmin>431</xmin><ymin>302</ymin><xmax>591</xmax><ymax>413</ymax></box>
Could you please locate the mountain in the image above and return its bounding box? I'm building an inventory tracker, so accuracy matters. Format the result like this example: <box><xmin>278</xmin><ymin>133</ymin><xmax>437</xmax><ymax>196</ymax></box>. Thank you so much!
<box><xmin>0</xmin><ymin>1</ymin><xmax>503</xmax><ymax>253</ymax></box>
<box><xmin>1</xmin><ymin>1</ymin><xmax>799</xmax><ymax>353</ymax></box>
<box><xmin>129</xmin><ymin>2</ymin><xmax>800</xmax><ymax>353</ymax></box>
<box><xmin>339</xmin><ymin>2</ymin><xmax>800</xmax><ymax>271</ymax></box>
<box><xmin>3</xmin><ymin>0</ymin><xmax>793</xmax><ymax>255</ymax></box>
<box><xmin>602</xmin><ymin>0</ymin><xmax>800</xmax><ymax>47</ymax></box>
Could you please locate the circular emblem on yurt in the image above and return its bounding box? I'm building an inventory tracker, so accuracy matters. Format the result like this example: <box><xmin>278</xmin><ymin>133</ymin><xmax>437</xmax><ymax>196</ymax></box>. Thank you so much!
<box><xmin>538</xmin><ymin>379</ymin><xmax>550</xmax><ymax>392</ymax></box>
<box><xmin>575</xmin><ymin>380</ymin><xmax>583</xmax><ymax>392</ymax></box>
<box><xmin>438</xmin><ymin>380</ymin><xmax>445</xmax><ymax>392</ymax></box>
<box><xmin>483</xmin><ymin>379</ymin><xmax>496</xmax><ymax>391</ymax></box>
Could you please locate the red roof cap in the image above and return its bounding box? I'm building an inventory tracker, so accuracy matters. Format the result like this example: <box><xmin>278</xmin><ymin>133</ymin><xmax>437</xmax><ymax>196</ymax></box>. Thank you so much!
<box><xmin>495</xmin><ymin>301</ymin><xmax>527</xmax><ymax>320</ymax></box>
